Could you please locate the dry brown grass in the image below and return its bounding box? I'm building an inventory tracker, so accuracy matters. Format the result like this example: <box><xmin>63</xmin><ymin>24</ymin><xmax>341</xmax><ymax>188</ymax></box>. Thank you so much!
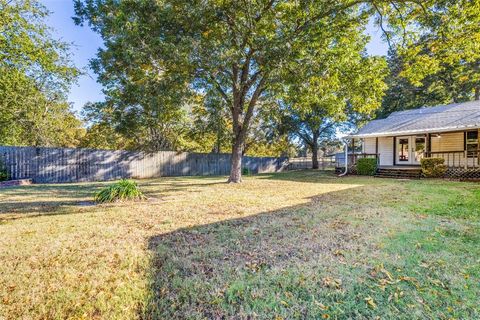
<box><xmin>0</xmin><ymin>171</ymin><xmax>478</xmax><ymax>319</ymax></box>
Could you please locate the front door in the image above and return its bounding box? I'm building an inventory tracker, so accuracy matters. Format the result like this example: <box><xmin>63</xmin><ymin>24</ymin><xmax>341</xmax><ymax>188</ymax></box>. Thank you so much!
<box><xmin>396</xmin><ymin>136</ymin><xmax>426</xmax><ymax>165</ymax></box>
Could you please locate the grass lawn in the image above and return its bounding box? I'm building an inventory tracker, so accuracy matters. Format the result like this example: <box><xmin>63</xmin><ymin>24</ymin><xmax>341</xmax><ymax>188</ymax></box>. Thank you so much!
<box><xmin>1</xmin><ymin>171</ymin><xmax>479</xmax><ymax>319</ymax></box>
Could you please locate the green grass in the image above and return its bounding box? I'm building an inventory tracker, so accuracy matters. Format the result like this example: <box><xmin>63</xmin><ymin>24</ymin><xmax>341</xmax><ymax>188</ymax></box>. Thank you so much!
<box><xmin>0</xmin><ymin>171</ymin><xmax>479</xmax><ymax>319</ymax></box>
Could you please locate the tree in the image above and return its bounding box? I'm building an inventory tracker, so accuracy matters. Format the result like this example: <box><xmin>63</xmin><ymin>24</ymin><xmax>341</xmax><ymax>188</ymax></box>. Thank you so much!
<box><xmin>187</xmin><ymin>92</ymin><xmax>231</xmax><ymax>154</ymax></box>
<box><xmin>79</xmin><ymin>122</ymin><xmax>132</xmax><ymax>150</ymax></box>
<box><xmin>80</xmin><ymin>95</ymin><xmax>189</xmax><ymax>151</ymax></box>
<box><xmin>0</xmin><ymin>0</ymin><xmax>83</xmax><ymax>147</ymax></box>
<box><xmin>74</xmin><ymin>0</ymin><xmax>434</xmax><ymax>182</ymax></box>
<box><xmin>376</xmin><ymin>0</ymin><xmax>480</xmax><ymax>107</ymax></box>
<box><xmin>378</xmin><ymin>49</ymin><xmax>459</xmax><ymax>118</ymax></box>
<box><xmin>278</xmin><ymin>26</ymin><xmax>387</xmax><ymax>169</ymax></box>
<box><xmin>242</xmin><ymin>100</ymin><xmax>297</xmax><ymax>158</ymax></box>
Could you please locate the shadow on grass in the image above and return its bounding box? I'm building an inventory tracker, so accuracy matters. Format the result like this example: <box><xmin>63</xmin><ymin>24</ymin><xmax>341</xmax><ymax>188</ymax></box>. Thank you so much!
<box><xmin>0</xmin><ymin>183</ymin><xmax>105</xmax><ymax>221</ymax></box>
<box><xmin>139</xmin><ymin>185</ymin><xmax>384</xmax><ymax>319</ymax></box>
<box><xmin>0</xmin><ymin>183</ymin><xmax>106</xmax><ymax>198</ymax></box>
<box><xmin>139</xmin><ymin>179</ymin><xmax>480</xmax><ymax>319</ymax></box>
<box><xmin>256</xmin><ymin>169</ymin><xmax>357</xmax><ymax>183</ymax></box>
<box><xmin>0</xmin><ymin>200</ymin><xmax>97</xmax><ymax>222</ymax></box>
<box><xmin>142</xmin><ymin>180</ymin><xmax>228</xmax><ymax>195</ymax></box>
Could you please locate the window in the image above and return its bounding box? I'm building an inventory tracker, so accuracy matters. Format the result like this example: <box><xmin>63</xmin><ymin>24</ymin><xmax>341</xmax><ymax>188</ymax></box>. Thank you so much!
<box><xmin>466</xmin><ymin>130</ymin><xmax>478</xmax><ymax>157</ymax></box>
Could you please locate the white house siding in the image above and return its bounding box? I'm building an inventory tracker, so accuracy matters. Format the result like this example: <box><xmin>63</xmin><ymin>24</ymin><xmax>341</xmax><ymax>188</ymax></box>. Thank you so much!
<box><xmin>378</xmin><ymin>137</ymin><xmax>394</xmax><ymax>166</ymax></box>
<box><xmin>362</xmin><ymin>138</ymin><xmax>377</xmax><ymax>154</ymax></box>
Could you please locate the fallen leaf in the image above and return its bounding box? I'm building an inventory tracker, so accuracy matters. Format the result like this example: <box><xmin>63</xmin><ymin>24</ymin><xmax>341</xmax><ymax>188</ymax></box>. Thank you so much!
<box><xmin>365</xmin><ymin>296</ymin><xmax>377</xmax><ymax>309</ymax></box>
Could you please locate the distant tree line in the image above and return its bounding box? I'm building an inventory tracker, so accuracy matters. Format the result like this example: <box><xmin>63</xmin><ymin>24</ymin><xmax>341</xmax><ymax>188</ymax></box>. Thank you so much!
<box><xmin>1</xmin><ymin>0</ymin><xmax>479</xmax><ymax>182</ymax></box>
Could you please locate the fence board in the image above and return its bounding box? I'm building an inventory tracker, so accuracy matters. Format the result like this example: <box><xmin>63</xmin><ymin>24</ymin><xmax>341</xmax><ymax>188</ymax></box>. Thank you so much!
<box><xmin>0</xmin><ymin>146</ymin><xmax>288</xmax><ymax>183</ymax></box>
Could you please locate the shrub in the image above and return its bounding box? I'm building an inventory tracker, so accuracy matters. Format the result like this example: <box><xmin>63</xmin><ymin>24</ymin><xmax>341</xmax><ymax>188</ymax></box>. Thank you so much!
<box><xmin>0</xmin><ymin>158</ymin><xmax>8</xmax><ymax>181</ymax></box>
<box><xmin>356</xmin><ymin>158</ymin><xmax>377</xmax><ymax>176</ymax></box>
<box><xmin>242</xmin><ymin>167</ymin><xmax>251</xmax><ymax>176</ymax></box>
<box><xmin>421</xmin><ymin>157</ymin><xmax>447</xmax><ymax>178</ymax></box>
<box><xmin>94</xmin><ymin>179</ymin><xmax>146</xmax><ymax>203</ymax></box>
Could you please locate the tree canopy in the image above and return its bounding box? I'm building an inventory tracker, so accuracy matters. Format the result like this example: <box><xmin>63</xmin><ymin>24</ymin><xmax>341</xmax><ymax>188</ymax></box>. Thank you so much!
<box><xmin>0</xmin><ymin>0</ymin><xmax>83</xmax><ymax>147</ymax></box>
<box><xmin>377</xmin><ymin>0</ymin><xmax>480</xmax><ymax>117</ymax></box>
<box><xmin>73</xmin><ymin>0</ymin><xmax>480</xmax><ymax>181</ymax></box>
<box><xmin>74</xmin><ymin>0</ymin><xmax>413</xmax><ymax>181</ymax></box>
<box><xmin>278</xmin><ymin>22</ymin><xmax>387</xmax><ymax>168</ymax></box>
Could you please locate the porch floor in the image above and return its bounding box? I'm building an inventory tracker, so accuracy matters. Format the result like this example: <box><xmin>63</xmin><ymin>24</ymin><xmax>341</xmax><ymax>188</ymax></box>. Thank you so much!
<box><xmin>378</xmin><ymin>166</ymin><xmax>421</xmax><ymax>170</ymax></box>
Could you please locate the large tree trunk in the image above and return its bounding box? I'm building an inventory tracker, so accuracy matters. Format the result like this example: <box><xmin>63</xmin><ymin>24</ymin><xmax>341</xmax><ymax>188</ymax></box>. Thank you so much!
<box><xmin>221</xmin><ymin>57</ymin><xmax>266</xmax><ymax>183</ymax></box>
<box><xmin>311</xmin><ymin>131</ymin><xmax>320</xmax><ymax>169</ymax></box>
<box><xmin>312</xmin><ymin>142</ymin><xmax>319</xmax><ymax>169</ymax></box>
<box><xmin>228</xmin><ymin>137</ymin><xmax>244</xmax><ymax>183</ymax></box>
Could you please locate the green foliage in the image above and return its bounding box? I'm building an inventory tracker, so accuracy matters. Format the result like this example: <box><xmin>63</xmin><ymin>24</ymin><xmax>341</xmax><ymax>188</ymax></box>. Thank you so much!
<box><xmin>186</xmin><ymin>92</ymin><xmax>232</xmax><ymax>154</ymax></box>
<box><xmin>241</xmin><ymin>167</ymin><xmax>251</xmax><ymax>176</ymax></box>
<box><xmin>378</xmin><ymin>0</ymin><xmax>480</xmax><ymax>109</ymax></box>
<box><xmin>356</xmin><ymin>158</ymin><xmax>378</xmax><ymax>176</ymax></box>
<box><xmin>0</xmin><ymin>158</ymin><xmax>8</xmax><ymax>181</ymax></box>
<box><xmin>79</xmin><ymin>122</ymin><xmax>133</xmax><ymax>150</ymax></box>
<box><xmin>421</xmin><ymin>157</ymin><xmax>447</xmax><ymax>178</ymax></box>
<box><xmin>75</xmin><ymin>0</ymin><xmax>477</xmax><ymax>180</ymax></box>
<box><xmin>94</xmin><ymin>179</ymin><xmax>146</xmax><ymax>203</ymax></box>
<box><xmin>378</xmin><ymin>50</ymin><xmax>452</xmax><ymax>119</ymax></box>
<box><xmin>0</xmin><ymin>0</ymin><xmax>83</xmax><ymax>147</ymax></box>
<box><xmin>277</xmin><ymin>27</ymin><xmax>387</xmax><ymax>158</ymax></box>
<box><xmin>73</xmin><ymin>0</ymin><xmax>414</xmax><ymax>182</ymax></box>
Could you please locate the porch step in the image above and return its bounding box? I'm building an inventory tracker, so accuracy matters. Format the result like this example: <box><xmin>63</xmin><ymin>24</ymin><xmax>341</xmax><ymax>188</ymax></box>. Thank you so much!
<box><xmin>374</xmin><ymin>168</ymin><xmax>422</xmax><ymax>179</ymax></box>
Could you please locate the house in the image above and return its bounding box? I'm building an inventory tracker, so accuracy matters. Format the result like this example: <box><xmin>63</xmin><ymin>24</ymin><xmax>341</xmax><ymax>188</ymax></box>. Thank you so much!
<box><xmin>343</xmin><ymin>100</ymin><xmax>480</xmax><ymax>178</ymax></box>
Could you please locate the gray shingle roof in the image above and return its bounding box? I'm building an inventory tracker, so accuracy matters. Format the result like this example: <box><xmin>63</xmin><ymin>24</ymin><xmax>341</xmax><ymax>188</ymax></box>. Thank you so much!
<box><xmin>350</xmin><ymin>100</ymin><xmax>480</xmax><ymax>138</ymax></box>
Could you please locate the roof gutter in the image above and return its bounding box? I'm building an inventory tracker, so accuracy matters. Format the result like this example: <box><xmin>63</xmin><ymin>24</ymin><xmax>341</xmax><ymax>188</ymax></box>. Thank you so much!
<box><xmin>348</xmin><ymin>124</ymin><xmax>480</xmax><ymax>139</ymax></box>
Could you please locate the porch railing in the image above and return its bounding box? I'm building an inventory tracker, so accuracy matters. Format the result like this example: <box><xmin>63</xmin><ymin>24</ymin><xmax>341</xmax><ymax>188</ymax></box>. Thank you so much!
<box><xmin>336</xmin><ymin>153</ymin><xmax>379</xmax><ymax>168</ymax></box>
<box><xmin>425</xmin><ymin>151</ymin><xmax>480</xmax><ymax>169</ymax></box>
<box><xmin>348</xmin><ymin>153</ymin><xmax>379</xmax><ymax>166</ymax></box>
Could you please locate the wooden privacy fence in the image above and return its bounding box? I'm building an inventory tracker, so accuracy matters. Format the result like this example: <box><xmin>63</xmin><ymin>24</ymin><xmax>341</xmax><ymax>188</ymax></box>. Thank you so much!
<box><xmin>0</xmin><ymin>146</ymin><xmax>288</xmax><ymax>183</ymax></box>
<box><xmin>288</xmin><ymin>157</ymin><xmax>336</xmax><ymax>170</ymax></box>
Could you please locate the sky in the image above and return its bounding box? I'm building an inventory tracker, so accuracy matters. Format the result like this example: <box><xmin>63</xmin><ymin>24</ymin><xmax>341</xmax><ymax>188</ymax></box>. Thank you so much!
<box><xmin>42</xmin><ymin>0</ymin><xmax>105</xmax><ymax>113</ymax></box>
<box><xmin>41</xmin><ymin>0</ymin><xmax>389</xmax><ymax>114</ymax></box>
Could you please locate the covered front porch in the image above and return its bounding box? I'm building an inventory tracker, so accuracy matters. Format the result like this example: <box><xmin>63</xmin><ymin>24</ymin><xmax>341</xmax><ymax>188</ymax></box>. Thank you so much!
<box><xmin>343</xmin><ymin>101</ymin><xmax>480</xmax><ymax>177</ymax></box>
<box><xmin>353</xmin><ymin>130</ymin><xmax>480</xmax><ymax>170</ymax></box>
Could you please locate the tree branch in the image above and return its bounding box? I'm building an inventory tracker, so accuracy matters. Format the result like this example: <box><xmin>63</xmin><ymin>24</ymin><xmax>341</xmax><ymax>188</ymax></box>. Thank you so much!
<box><xmin>240</xmin><ymin>76</ymin><xmax>267</xmax><ymax>139</ymax></box>
<box><xmin>208</xmin><ymin>74</ymin><xmax>232</xmax><ymax>108</ymax></box>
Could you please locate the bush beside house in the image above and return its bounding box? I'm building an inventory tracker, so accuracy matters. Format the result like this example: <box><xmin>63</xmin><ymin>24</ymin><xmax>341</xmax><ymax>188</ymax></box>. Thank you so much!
<box><xmin>421</xmin><ymin>158</ymin><xmax>447</xmax><ymax>178</ymax></box>
<box><xmin>356</xmin><ymin>158</ymin><xmax>377</xmax><ymax>176</ymax></box>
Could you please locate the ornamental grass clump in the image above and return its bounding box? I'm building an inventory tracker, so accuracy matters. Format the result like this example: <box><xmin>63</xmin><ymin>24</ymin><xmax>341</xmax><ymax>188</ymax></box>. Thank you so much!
<box><xmin>94</xmin><ymin>179</ymin><xmax>146</xmax><ymax>203</ymax></box>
